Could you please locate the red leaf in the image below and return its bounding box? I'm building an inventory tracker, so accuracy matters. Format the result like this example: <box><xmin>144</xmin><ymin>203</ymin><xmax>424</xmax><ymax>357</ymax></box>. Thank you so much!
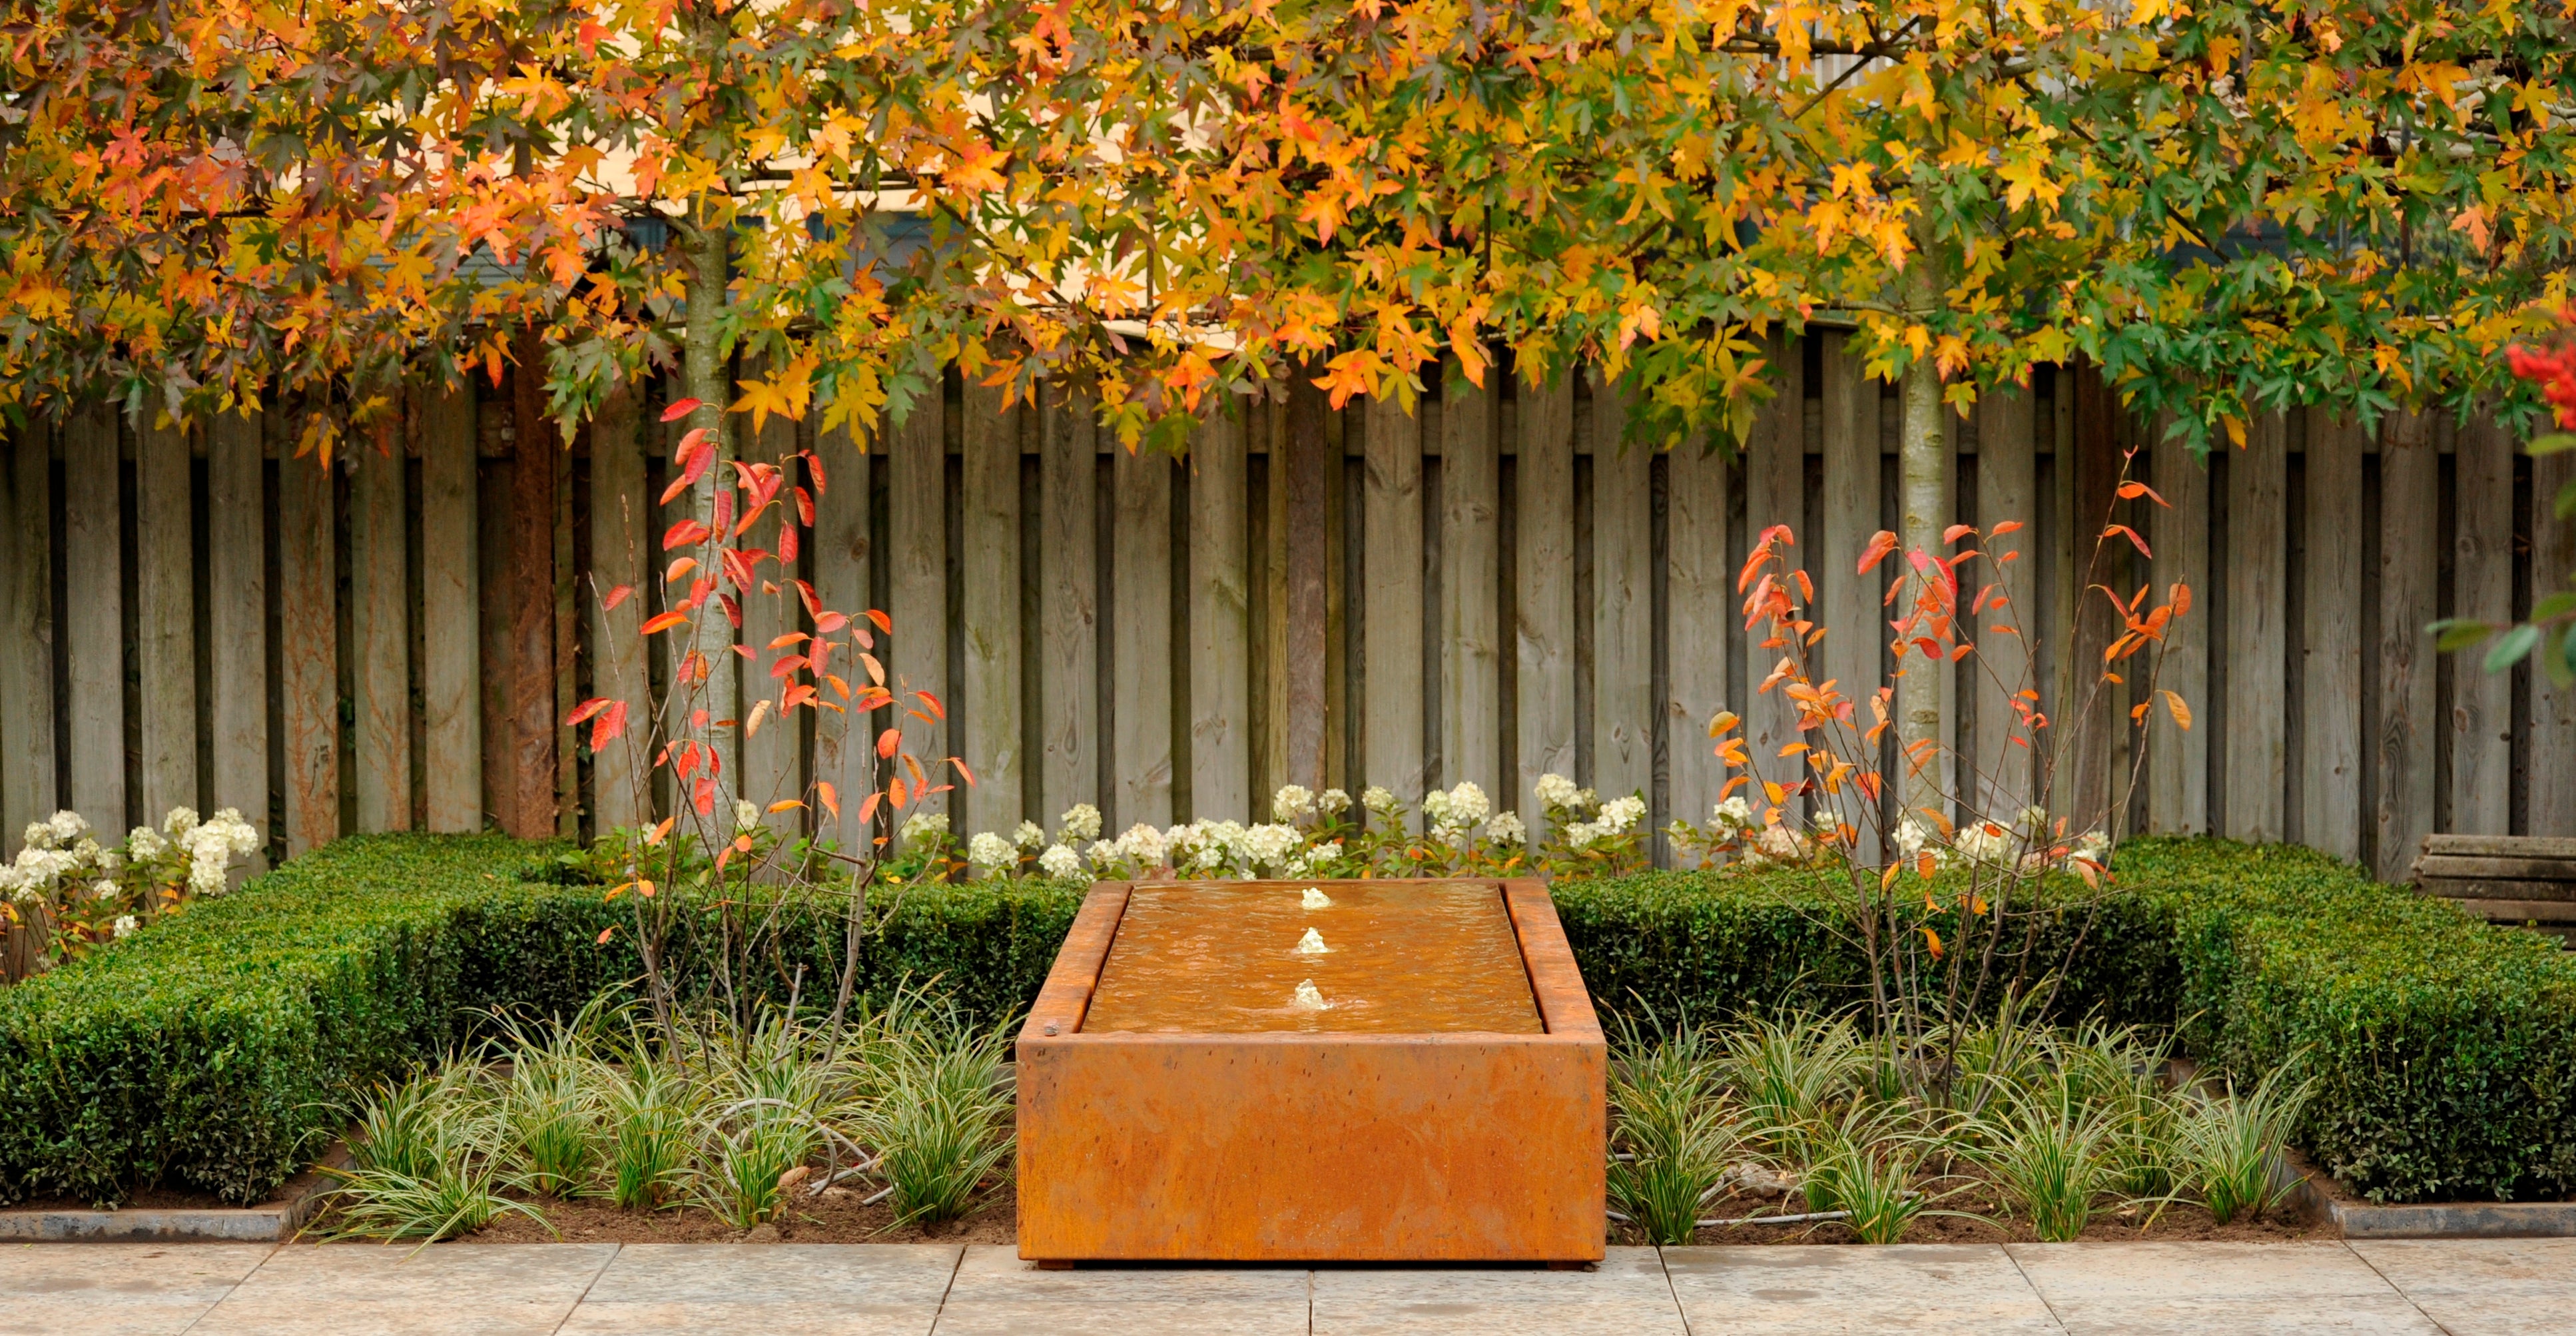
<box><xmin>2116</xmin><ymin>481</ymin><xmax>2170</xmax><ymax>507</ymax></box>
<box><xmin>2104</xmin><ymin>523</ymin><xmax>2152</xmax><ymax>558</ymax></box>
<box><xmin>1991</xmin><ymin>519</ymin><xmax>2025</xmax><ymax>536</ymax></box>
<box><xmin>815</xmin><ymin>611</ymin><xmax>848</xmax><ymax>633</ymax></box>
<box><xmin>779</xmin><ymin>520</ymin><xmax>799</xmax><ymax>564</ymax></box>
<box><xmin>661</xmin><ymin>398</ymin><xmax>701</xmax><ymax>424</ymax></box>
<box><xmin>1943</xmin><ymin>523</ymin><xmax>1977</xmax><ymax>545</ymax></box>
<box><xmin>1865</xmin><ymin>527</ymin><xmax>1906</xmax><ymax>573</ymax></box>
<box><xmin>567</xmin><ymin>697</ymin><xmax>613</xmax><ymax>726</ymax></box>
<box><xmin>878</xmin><ymin>727</ymin><xmax>901</xmax><ymax>759</ymax></box>
<box><xmin>598</xmin><ymin>925</ymin><xmax>617</xmax><ymax>944</ymax></box>
<box><xmin>662</xmin><ymin>518</ymin><xmax>711</xmax><ymax>550</ymax></box>
<box><xmin>641</xmin><ymin>610</ymin><xmax>689</xmax><ymax>635</ymax></box>
<box><xmin>693</xmin><ymin>776</ymin><xmax>716</xmax><ymax>815</ymax></box>
<box><xmin>805</xmin><ymin>451</ymin><xmax>828</xmax><ymax>495</ymax></box>
<box><xmin>916</xmin><ymin>689</ymin><xmax>946</xmax><ymax>721</ymax></box>
<box><xmin>589</xmin><ymin>700</ymin><xmax>629</xmax><ymax>751</ymax></box>
<box><xmin>795</xmin><ymin>486</ymin><xmax>815</xmax><ymax>527</ymax></box>
<box><xmin>601</xmin><ymin>583</ymin><xmax>634</xmax><ymax>613</ymax></box>
<box><xmin>865</xmin><ymin>609</ymin><xmax>892</xmax><ymax>634</ymax></box>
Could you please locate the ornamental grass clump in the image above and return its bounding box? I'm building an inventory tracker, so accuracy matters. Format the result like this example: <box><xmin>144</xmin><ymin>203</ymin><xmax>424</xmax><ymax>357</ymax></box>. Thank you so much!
<box><xmin>1973</xmin><ymin>1075</ymin><xmax>2121</xmax><ymax>1242</ymax></box>
<box><xmin>2177</xmin><ymin>1060</ymin><xmax>2315</xmax><ymax>1226</ymax></box>
<box><xmin>1607</xmin><ymin>1023</ymin><xmax>1736</xmax><ymax>1245</ymax></box>
<box><xmin>321</xmin><ymin>988</ymin><xmax>1012</xmax><ymax>1238</ymax></box>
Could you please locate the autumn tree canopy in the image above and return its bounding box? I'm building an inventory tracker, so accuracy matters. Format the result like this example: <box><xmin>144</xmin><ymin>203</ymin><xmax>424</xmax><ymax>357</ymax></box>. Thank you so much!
<box><xmin>2</xmin><ymin>0</ymin><xmax>2570</xmax><ymax>459</ymax></box>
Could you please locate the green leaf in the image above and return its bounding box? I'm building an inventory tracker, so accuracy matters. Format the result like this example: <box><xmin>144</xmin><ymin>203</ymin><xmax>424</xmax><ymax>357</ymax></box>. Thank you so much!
<box><xmin>2430</xmin><ymin>618</ymin><xmax>2496</xmax><ymax>652</ymax></box>
<box><xmin>2483</xmin><ymin>624</ymin><xmax>2541</xmax><ymax>673</ymax></box>
<box><xmin>2526</xmin><ymin>433</ymin><xmax>2576</xmax><ymax>456</ymax></box>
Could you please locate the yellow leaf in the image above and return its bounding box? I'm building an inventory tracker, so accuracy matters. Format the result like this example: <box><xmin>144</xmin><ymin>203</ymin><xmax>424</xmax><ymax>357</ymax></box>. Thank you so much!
<box><xmin>2161</xmin><ymin>689</ymin><xmax>2193</xmax><ymax>731</ymax></box>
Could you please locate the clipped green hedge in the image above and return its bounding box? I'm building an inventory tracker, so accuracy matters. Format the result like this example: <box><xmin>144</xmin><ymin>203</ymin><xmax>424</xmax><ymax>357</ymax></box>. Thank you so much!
<box><xmin>1554</xmin><ymin>838</ymin><xmax>2576</xmax><ymax>1204</ymax></box>
<box><xmin>0</xmin><ymin>835</ymin><xmax>1084</xmax><ymax>1207</ymax></box>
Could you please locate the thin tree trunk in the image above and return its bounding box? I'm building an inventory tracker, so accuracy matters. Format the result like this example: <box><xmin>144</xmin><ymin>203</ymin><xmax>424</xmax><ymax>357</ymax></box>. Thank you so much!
<box><xmin>1283</xmin><ymin>366</ymin><xmax>1331</xmax><ymax>793</ymax></box>
<box><xmin>1896</xmin><ymin>252</ymin><xmax>1951</xmax><ymax>822</ymax></box>
<box><xmin>680</xmin><ymin>214</ymin><xmax>740</xmax><ymax>783</ymax></box>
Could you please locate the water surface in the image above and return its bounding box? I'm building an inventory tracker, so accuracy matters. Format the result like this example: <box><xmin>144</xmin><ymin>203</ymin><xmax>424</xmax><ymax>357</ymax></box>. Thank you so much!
<box><xmin>1081</xmin><ymin>881</ymin><xmax>1541</xmax><ymax>1034</ymax></box>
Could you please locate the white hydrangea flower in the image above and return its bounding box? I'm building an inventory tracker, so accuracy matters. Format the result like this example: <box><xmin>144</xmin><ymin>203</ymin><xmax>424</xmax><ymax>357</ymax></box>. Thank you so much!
<box><xmin>1038</xmin><ymin>844</ymin><xmax>1083</xmax><ymax>878</ymax></box>
<box><xmin>733</xmin><ymin>799</ymin><xmax>762</xmax><ymax>833</ymax></box>
<box><xmin>965</xmin><ymin>831</ymin><xmax>1018</xmax><ymax>874</ymax></box>
<box><xmin>162</xmin><ymin>807</ymin><xmax>200</xmax><ymax>838</ymax></box>
<box><xmin>1442</xmin><ymin>781</ymin><xmax>1490</xmax><ymax>827</ymax></box>
<box><xmin>1272</xmin><ymin>785</ymin><xmax>1317</xmax><ymax>822</ymax></box>
<box><xmin>113</xmin><ymin>914</ymin><xmax>139</xmax><ymax>939</ymax></box>
<box><xmin>2066</xmin><ymin>830</ymin><xmax>2112</xmax><ymax>867</ymax></box>
<box><xmin>127</xmin><ymin>827</ymin><xmax>168</xmax><ymax>861</ymax></box>
<box><xmin>1562</xmin><ymin>820</ymin><xmax>1604</xmax><ymax>849</ymax></box>
<box><xmin>1955</xmin><ymin>822</ymin><xmax>2011</xmax><ymax>866</ymax></box>
<box><xmin>1755</xmin><ymin>823</ymin><xmax>1807</xmax><ymax>862</ymax></box>
<box><xmin>1891</xmin><ymin>818</ymin><xmax>1928</xmax><ymax>857</ymax></box>
<box><xmin>1114</xmin><ymin>823</ymin><xmax>1166</xmax><ymax>867</ymax></box>
<box><xmin>1086</xmin><ymin>838</ymin><xmax>1120</xmax><ymax>868</ymax></box>
<box><xmin>1421</xmin><ymin>788</ymin><xmax>1454</xmax><ymax>827</ymax></box>
<box><xmin>1598</xmin><ymin>795</ymin><xmax>1646</xmax><ymax>835</ymax></box>
<box><xmin>1534</xmin><ymin>773</ymin><xmax>1581</xmax><ymax>810</ymax></box>
<box><xmin>900</xmin><ymin>811</ymin><xmax>950</xmax><ymax>854</ymax></box>
<box><xmin>1057</xmin><ymin>803</ymin><xmax>1104</xmax><ymax>844</ymax></box>
<box><xmin>2019</xmin><ymin>805</ymin><xmax>2052</xmax><ymax>835</ymax></box>
<box><xmin>47</xmin><ymin>811</ymin><xmax>89</xmax><ymax>844</ymax></box>
<box><xmin>0</xmin><ymin>866</ymin><xmax>25</xmax><ymax>902</ymax></box>
<box><xmin>1239</xmin><ymin>823</ymin><xmax>1301</xmax><ymax>870</ymax></box>
<box><xmin>21</xmin><ymin>822</ymin><xmax>54</xmax><ymax>852</ymax></box>
<box><xmin>1486</xmin><ymin>811</ymin><xmax>1528</xmax><ymax>846</ymax></box>
<box><xmin>208</xmin><ymin>809</ymin><xmax>260</xmax><ymax>856</ymax></box>
<box><xmin>1284</xmin><ymin>840</ymin><xmax>1343</xmax><ymax>878</ymax></box>
<box><xmin>1360</xmin><ymin>785</ymin><xmax>1401</xmax><ymax>816</ymax></box>
<box><xmin>1316</xmin><ymin>788</ymin><xmax>1351</xmax><ymax>816</ymax></box>
<box><xmin>1714</xmin><ymin>796</ymin><xmax>1754</xmax><ymax>828</ymax></box>
<box><xmin>1014</xmin><ymin>820</ymin><xmax>1047</xmax><ymax>850</ymax></box>
<box><xmin>89</xmin><ymin>880</ymin><xmax>117</xmax><ymax>902</ymax></box>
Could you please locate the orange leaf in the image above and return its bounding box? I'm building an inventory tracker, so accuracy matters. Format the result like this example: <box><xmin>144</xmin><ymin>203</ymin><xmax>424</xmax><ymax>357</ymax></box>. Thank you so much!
<box><xmin>2161</xmin><ymin>689</ymin><xmax>2192</xmax><ymax>730</ymax></box>
<box><xmin>641</xmin><ymin>610</ymin><xmax>689</xmax><ymax>635</ymax></box>
<box><xmin>601</xmin><ymin>584</ymin><xmax>634</xmax><ymax>613</ymax></box>
<box><xmin>1991</xmin><ymin>520</ymin><xmax>2024</xmax><ymax>536</ymax></box>
<box><xmin>2103</xmin><ymin>523</ymin><xmax>2152</xmax><ymax>558</ymax></box>
<box><xmin>816</xmin><ymin>782</ymin><xmax>840</xmax><ymax>819</ymax></box>
<box><xmin>1943</xmin><ymin>523</ymin><xmax>1977</xmax><ymax>545</ymax></box>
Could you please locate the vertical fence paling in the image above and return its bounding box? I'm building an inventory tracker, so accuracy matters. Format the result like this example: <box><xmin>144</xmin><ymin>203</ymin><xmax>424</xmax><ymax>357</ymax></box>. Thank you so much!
<box><xmin>0</xmin><ymin>346</ymin><xmax>2561</xmax><ymax>880</ymax></box>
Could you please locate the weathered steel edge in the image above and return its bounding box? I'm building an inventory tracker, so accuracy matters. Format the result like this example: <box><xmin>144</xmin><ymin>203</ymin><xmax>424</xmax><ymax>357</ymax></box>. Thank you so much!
<box><xmin>0</xmin><ymin>1148</ymin><xmax>342</xmax><ymax>1242</ymax></box>
<box><xmin>1019</xmin><ymin>881</ymin><xmax>1129</xmax><ymax>1044</ymax></box>
<box><xmin>1504</xmin><ymin>877</ymin><xmax>1602</xmax><ymax>1040</ymax></box>
<box><xmin>2278</xmin><ymin>1155</ymin><xmax>2576</xmax><ymax>1238</ymax></box>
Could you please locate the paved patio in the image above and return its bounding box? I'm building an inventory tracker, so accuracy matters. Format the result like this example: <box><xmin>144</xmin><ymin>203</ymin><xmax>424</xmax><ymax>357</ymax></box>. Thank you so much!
<box><xmin>5</xmin><ymin>1238</ymin><xmax>2568</xmax><ymax>1335</ymax></box>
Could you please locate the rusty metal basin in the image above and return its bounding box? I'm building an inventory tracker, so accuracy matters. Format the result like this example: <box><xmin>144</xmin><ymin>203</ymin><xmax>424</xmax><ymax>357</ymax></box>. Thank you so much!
<box><xmin>1014</xmin><ymin>878</ymin><xmax>1606</xmax><ymax>1264</ymax></box>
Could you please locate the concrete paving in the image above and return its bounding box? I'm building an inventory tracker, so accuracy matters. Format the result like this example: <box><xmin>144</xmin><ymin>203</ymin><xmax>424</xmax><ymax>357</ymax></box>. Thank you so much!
<box><xmin>1</xmin><ymin>1237</ymin><xmax>2569</xmax><ymax>1334</ymax></box>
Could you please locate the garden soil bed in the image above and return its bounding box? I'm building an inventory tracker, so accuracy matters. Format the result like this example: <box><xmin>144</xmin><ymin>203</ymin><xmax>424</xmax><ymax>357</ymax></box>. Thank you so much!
<box><xmin>1615</xmin><ymin>1168</ymin><xmax>2338</xmax><ymax>1249</ymax></box>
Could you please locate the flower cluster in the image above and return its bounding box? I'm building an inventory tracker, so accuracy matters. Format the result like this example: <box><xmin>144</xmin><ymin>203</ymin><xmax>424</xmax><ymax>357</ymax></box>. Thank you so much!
<box><xmin>1527</xmin><ymin>775</ymin><xmax>1648</xmax><ymax>874</ymax></box>
<box><xmin>0</xmin><ymin>807</ymin><xmax>261</xmax><ymax>969</ymax></box>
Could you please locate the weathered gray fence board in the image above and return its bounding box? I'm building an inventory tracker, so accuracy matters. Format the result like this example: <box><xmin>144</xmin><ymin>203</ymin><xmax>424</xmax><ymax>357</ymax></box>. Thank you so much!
<box><xmin>2148</xmin><ymin>429</ymin><xmax>2209</xmax><ymax>835</ymax></box>
<box><xmin>1040</xmin><ymin>388</ymin><xmax>1100</xmax><ymax>825</ymax></box>
<box><xmin>63</xmin><ymin>404</ymin><xmax>124</xmax><ymax>829</ymax></box>
<box><xmin>1188</xmin><ymin>408</ymin><xmax>1249</xmax><ymax>823</ymax></box>
<box><xmin>1590</xmin><ymin>372</ymin><xmax>1653</xmax><ymax>805</ymax></box>
<box><xmin>960</xmin><ymin>382</ymin><xmax>1022</xmax><ymax>833</ymax></box>
<box><xmin>1515</xmin><ymin>372</ymin><xmax>1576</xmax><ymax>835</ymax></box>
<box><xmin>2302</xmin><ymin>414</ymin><xmax>2366</xmax><ymax>862</ymax></box>
<box><xmin>2224</xmin><ymin>412</ymin><xmax>2290</xmax><ymax>842</ymax></box>
<box><xmin>2535</xmin><ymin>446</ymin><xmax>2576</xmax><ymax>836</ymax></box>
<box><xmin>2375</xmin><ymin>411</ymin><xmax>2437</xmax><ymax>882</ymax></box>
<box><xmin>1112</xmin><ymin>446</ymin><xmax>1173</xmax><ymax>831</ymax></box>
<box><xmin>1664</xmin><ymin>429</ymin><xmax>1734</xmax><ymax>842</ymax></box>
<box><xmin>1363</xmin><ymin>395</ymin><xmax>1427</xmax><ymax>806</ymax></box>
<box><xmin>1817</xmin><ymin>332</ymin><xmax>1881</xmax><ymax>836</ymax></box>
<box><xmin>809</xmin><ymin>420</ymin><xmax>871</xmax><ymax>850</ymax></box>
<box><xmin>1441</xmin><ymin>364</ymin><xmax>1502</xmax><ymax>806</ymax></box>
<box><xmin>136</xmin><ymin>422</ymin><xmax>197</xmax><ymax>827</ymax></box>
<box><xmin>585</xmin><ymin>383</ymin><xmax>647</xmax><ymax>833</ymax></box>
<box><xmin>1741</xmin><ymin>335</ymin><xmax>1806</xmax><ymax>788</ymax></box>
<box><xmin>278</xmin><ymin>444</ymin><xmax>338</xmax><ymax>856</ymax></box>
<box><xmin>420</xmin><ymin>388</ymin><xmax>481</xmax><ymax>835</ymax></box>
<box><xmin>0</xmin><ymin>426</ymin><xmax>54</xmax><ymax>839</ymax></box>
<box><xmin>1973</xmin><ymin>388</ymin><xmax>2037</xmax><ymax>816</ymax></box>
<box><xmin>888</xmin><ymin>390</ymin><xmax>948</xmax><ymax>809</ymax></box>
<box><xmin>350</xmin><ymin>432</ymin><xmax>412</xmax><ymax>832</ymax></box>
<box><xmin>2449</xmin><ymin>414</ymin><xmax>2513</xmax><ymax>835</ymax></box>
<box><xmin>206</xmin><ymin>412</ymin><xmax>267</xmax><ymax>860</ymax></box>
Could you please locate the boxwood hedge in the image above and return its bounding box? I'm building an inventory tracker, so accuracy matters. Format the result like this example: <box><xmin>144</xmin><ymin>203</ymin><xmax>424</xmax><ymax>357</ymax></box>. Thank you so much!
<box><xmin>1554</xmin><ymin>838</ymin><xmax>2576</xmax><ymax>1205</ymax></box>
<box><xmin>11</xmin><ymin>833</ymin><xmax>2569</xmax><ymax>1207</ymax></box>
<box><xmin>0</xmin><ymin>834</ymin><xmax>1082</xmax><ymax>1207</ymax></box>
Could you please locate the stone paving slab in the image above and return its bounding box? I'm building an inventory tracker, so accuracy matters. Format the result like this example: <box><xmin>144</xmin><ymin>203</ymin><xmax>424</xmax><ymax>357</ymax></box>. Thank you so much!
<box><xmin>1664</xmin><ymin>1243</ymin><xmax>2065</xmax><ymax>1334</ymax></box>
<box><xmin>2349</xmin><ymin>1237</ymin><xmax>2576</xmax><ymax>1336</ymax></box>
<box><xmin>930</xmin><ymin>1245</ymin><xmax>1309</xmax><ymax>1335</ymax></box>
<box><xmin>555</xmin><ymin>1243</ymin><xmax>962</xmax><ymax>1335</ymax></box>
<box><xmin>0</xmin><ymin>1242</ymin><xmax>274</xmax><ymax>1336</ymax></box>
<box><xmin>185</xmin><ymin>1243</ymin><xmax>619</xmax><ymax>1336</ymax></box>
<box><xmin>1307</xmin><ymin>1247</ymin><xmax>1685</xmax><ymax>1335</ymax></box>
<box><xmin>2006</xmin><ymin>1241</ymin><xmax>2441</xmax><ymax>1335</ymax></box>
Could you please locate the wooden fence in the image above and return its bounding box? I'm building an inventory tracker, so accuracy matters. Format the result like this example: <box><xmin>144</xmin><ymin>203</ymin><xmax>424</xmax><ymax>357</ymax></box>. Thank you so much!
<box><xmin>0</xmin><ymin>336</ymin><xmax>2568</xmax><ymax>884</ymax></box>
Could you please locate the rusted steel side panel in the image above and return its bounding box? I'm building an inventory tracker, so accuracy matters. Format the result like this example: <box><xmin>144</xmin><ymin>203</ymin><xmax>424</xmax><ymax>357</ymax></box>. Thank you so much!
<box><xmin>1018</xmin><ymin>878</ymin><xmax>1605</xmax><ymax>1263</ymax></box>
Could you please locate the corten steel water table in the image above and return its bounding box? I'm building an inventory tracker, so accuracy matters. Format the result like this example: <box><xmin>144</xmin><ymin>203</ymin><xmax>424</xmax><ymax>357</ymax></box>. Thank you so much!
<box><xmin>1014</xmin><ymin>877</ymin><xmax>1606</xmax><ymax>1264</ymax></box>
